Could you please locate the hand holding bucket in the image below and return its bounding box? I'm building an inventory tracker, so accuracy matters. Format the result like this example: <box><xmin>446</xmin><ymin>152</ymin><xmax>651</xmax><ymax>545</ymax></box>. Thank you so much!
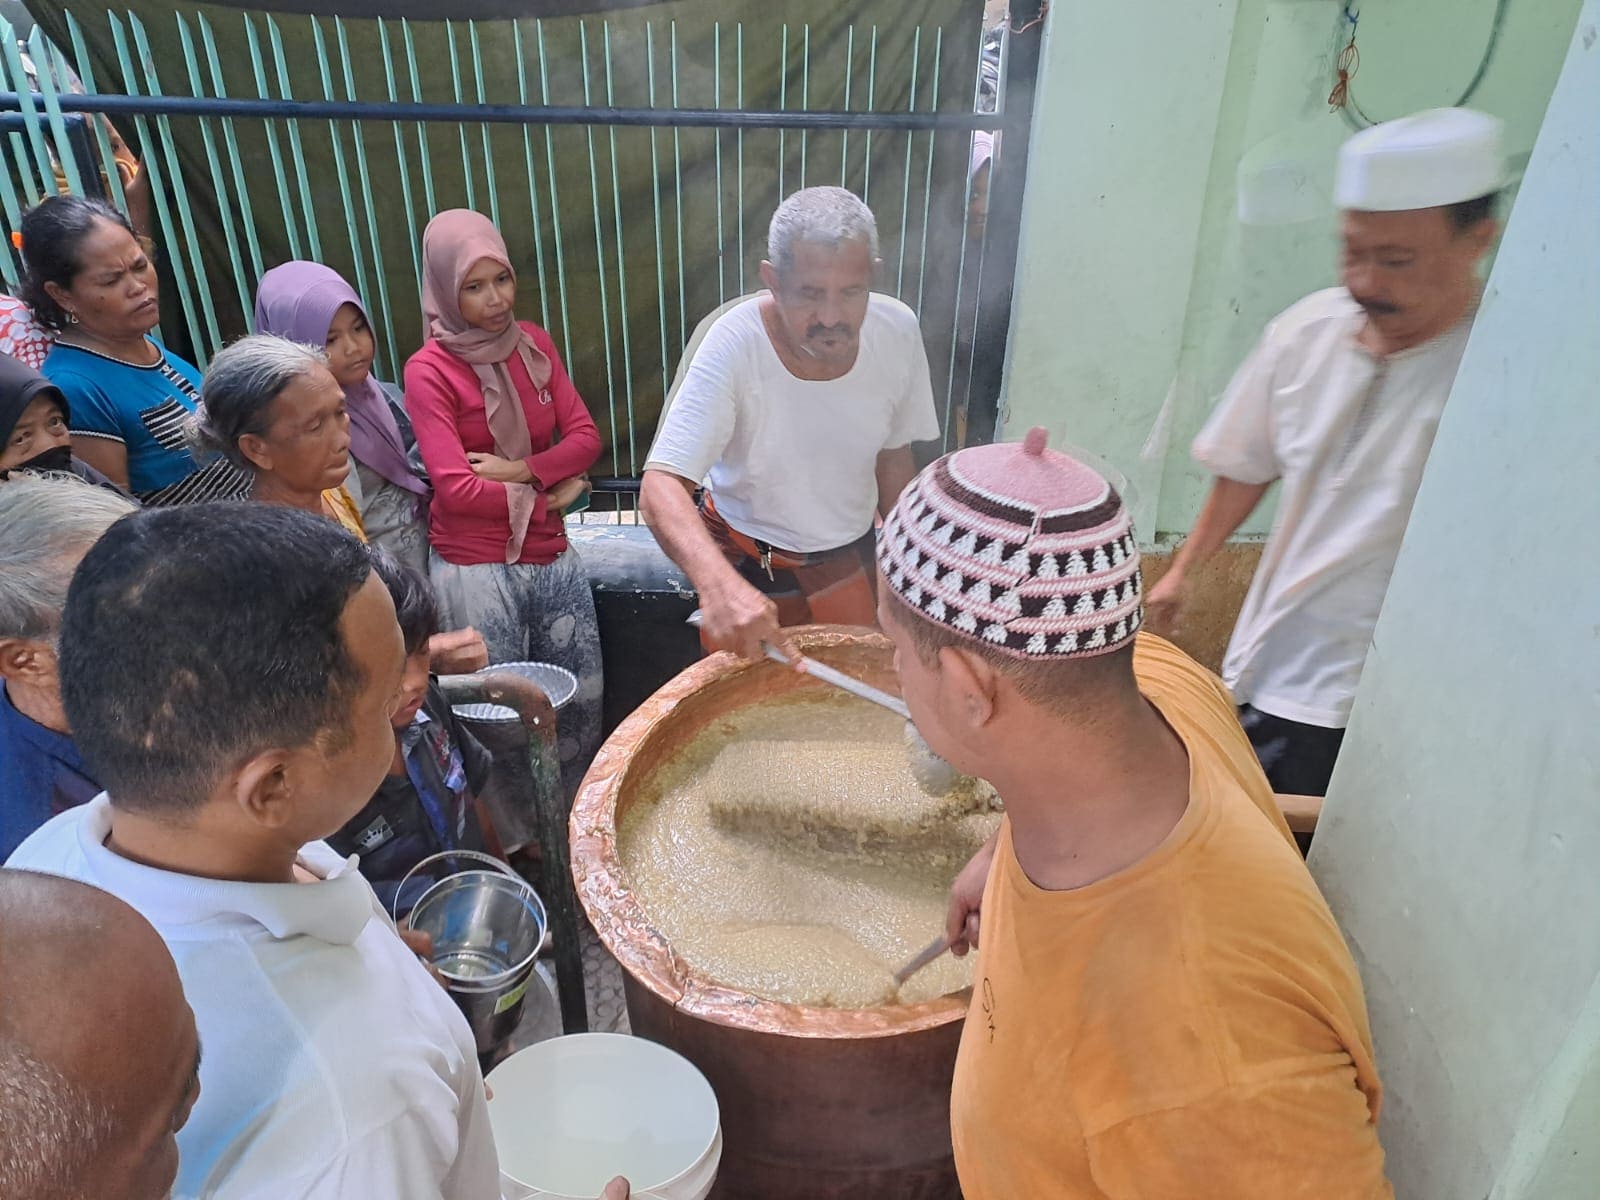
<box><xmin>392</xmin><ymin>850</ymin><xmax>548</xmax><ymax>1057</ymax></box>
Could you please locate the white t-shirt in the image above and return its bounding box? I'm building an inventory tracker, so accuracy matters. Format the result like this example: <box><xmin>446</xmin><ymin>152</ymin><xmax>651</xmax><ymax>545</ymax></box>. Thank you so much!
<box><xmin>646</xmin><ymin>293</ymin><xmax>941</xmax><ymax>553</ymax></box>
<box><xmin>1193</xmin><ymin>287</ymin><xmax>1472</xmax><ymax>729</ymax></box>
<box><xmin>6</xmin><ymin>796</ymin><xmax>500</xmax><ymax>1200</ymax></box>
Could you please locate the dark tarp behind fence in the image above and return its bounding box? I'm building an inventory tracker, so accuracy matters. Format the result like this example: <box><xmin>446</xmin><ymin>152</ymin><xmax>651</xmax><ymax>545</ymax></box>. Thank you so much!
<box><xmin>25</xmin><ymin>0</ymin><xmax>984</xmax><ymax>475</ymax></box>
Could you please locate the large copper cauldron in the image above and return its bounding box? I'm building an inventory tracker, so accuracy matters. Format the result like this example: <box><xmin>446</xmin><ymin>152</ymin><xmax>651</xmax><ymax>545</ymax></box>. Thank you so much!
<box><xmin>571</xmin><ymin>627</ymin><xmax>968</xmax><ymax>1199</ymax></box>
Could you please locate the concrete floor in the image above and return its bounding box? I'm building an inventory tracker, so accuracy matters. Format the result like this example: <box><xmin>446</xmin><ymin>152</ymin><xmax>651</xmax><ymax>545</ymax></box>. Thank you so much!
<box><xmin>502</xmin><ymin>915</ymin><xmax>631</xmax><ymax>1053</ymax></box>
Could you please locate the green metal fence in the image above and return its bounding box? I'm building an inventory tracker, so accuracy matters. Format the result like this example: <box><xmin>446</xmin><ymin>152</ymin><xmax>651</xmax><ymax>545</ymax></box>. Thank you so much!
<box><xmin>2</xmin><ymin>4</ymin><xmax>1020</xmax><ymax>483</ymax></box>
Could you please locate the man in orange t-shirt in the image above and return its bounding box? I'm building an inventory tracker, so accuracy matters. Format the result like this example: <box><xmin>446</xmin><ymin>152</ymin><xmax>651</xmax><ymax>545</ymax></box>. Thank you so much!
<box><xmin>876</xmin><ymin>428</ymin><xmax>1393</xmax><ymax>1198</ymax></box>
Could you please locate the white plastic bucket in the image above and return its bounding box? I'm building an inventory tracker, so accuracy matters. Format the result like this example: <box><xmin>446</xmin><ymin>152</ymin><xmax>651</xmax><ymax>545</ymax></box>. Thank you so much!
<box><xmin>487</xmin><ymin>1033</ymin><xmax>721</xmax><ymax>1200</ymax></box>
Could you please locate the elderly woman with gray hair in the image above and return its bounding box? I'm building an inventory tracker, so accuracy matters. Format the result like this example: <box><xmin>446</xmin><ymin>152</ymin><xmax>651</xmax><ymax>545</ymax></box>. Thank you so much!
<box><xmin>194</xmin><ymin>334</ymin><xmax>487</xmax><ymax>671</ymax></box>
<box><xmin>0</xmin><ymin>474</ymin><xmax>136</xmax><ymax>858</ymax></box>
<box><xmin>192</xmin><ymin>333</ymin><xmax>365</xmax><ymax>537</ymax></box>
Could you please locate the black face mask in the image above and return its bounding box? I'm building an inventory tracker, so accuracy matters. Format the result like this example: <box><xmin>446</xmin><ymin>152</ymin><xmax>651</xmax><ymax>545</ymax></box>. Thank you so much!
<box><xmin>1</xmin><ymin>443</ymin><xmax>74</xmax><ymax>479</ymax></box>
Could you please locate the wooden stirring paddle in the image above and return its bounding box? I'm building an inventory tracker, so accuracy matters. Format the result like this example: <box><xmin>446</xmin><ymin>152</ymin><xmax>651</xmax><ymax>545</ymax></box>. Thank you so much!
<box><xmin>893</xmin><ymin>934</ymin><xmax>953</xmax><ymax>988</ymax></box>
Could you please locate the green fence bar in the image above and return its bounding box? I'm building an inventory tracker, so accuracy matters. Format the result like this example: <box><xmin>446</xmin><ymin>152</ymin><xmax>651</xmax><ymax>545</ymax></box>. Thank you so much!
<box><xmin>0</xmin><ymin>25</ymin><xmax>29</xmax><ymax>285</ymax></box>
<box><xmin>401</xmin><ymin>21</ymin><xmax>438</xmax><ymax>220</ymax></box>
<box><xmin>335</xmin><ymin>15</ymin><xmax>403</xmax><ymax>377</ymax></box>
<box><xmin>242</xmin><ymin>15</ymin><xmax>304</xmax><ymax>261</ymax></box>
<box><xmin>862</xmin><ymin>26</ymin><xmax>878</xmax><ymax>204</ymax></box>
<box><xmin>896</xmin><ymin>28</ymin><xmax>921</xmax><ymax>300</ymax></box>
<box><xmin>840</xmin><ymin>26</ymin><xmax>854</xmax><ymax>188</ymax></box>
<box><xmin>776</xmin><ymin>24</ymin><xmax>788</xmax><ymax>203</ymax></box>
<box><xmin>469</xmin><ymin>22</ymin><xmax>500</xmax><ymax>232</ymax></box>
<box><xmin>513</xmin><ymin>22</ymin><xmax>552</xmax><ymax>333</ymax></box>
<box><xmin>64</xmin><ymin>13</ymin><xmax>130</xmax><ymax>216</ymax></box>
<box><xmin>713</xmin><ymin>22</ymin><xmax>725</xmax><ymax>306</ymax></box>
<box><xmin>266</xmin><ymin>15</ymin><xmax>323</xmax><ymax>265</ymax></box>
<box><xmin>312</xmin><ymin>17</ymin><xmax>375</xmax><ymax>337</ymax></box>
<box><xmin>799</xmin><ymin>24</ymin><xmax>811</xmax><ymax>190</ymax></box>
<box><xmin>195</xmin><ymin>14</ymin><xmax>265</xmax><ymax>287</ymax></box>
<box><xmin>130</xmin><ymin>11</ymin><xmax>223</xmax><ymax>353</ymax></box>
<box><xmin>736</xmin><ymin>22</ymin><xmax>745</xmax><ymax>295</ymax></box>
<box><xmin>914</xmin><ymin>28</ymin><xmax>943</xmax><ymax>318</ymax></box>
<box><xmin>0</xmin><ymin>29</ymin><xmax>57</xmax><ymax>196</ymax></box>
<box><xmin>578</xmin><ymin>21</ymin><xmax>620</xmax><ymax>468</ymax></box>
<box><xmin>602</xmin><ymin>23</ymin><xmax>636</xmax><ymax>472</ymax></box>
<box><xmin>174</xmin><ymin>13</ymin><xmax>253</xmax><ymax>333</ymax></box>
<box><xmin>669</xmin><ymin>22</ymin><xmax>686</xmax><ymax>351</ymax></box>
<box><xmin>108</xmin><ymin>13</ymin><xmax>209</xmax><ymax>358</ymax></box>
<box><xmin>26</xmin><ymin>28</ymin><xmax>83</xmax><ymax>198</ymax></box>
<box><xmin>445</xmin><ymin>22</ymin><xmax>476</xmax><ymax>213</ymax></box>
<box><xmin>646</xmin><ymin>23</ymin><xmax>671</xmax><ymax>403</ymax></box>
<box><xmin>535</xmin><ymin>20</ymin><xmax>575</xmax><ymax>369</ymax></box>
<box><xmin>377</xmin><ymin>18</ymin><xmax>424</xmax><ymax>289</ymax></box>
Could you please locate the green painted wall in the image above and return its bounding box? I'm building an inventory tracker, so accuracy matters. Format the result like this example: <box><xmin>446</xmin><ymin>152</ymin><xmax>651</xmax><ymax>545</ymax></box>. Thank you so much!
<box><xmin>999</xmin><ymin>0</ymin><xmax>1582</xmax><ymax>541</ymax></box>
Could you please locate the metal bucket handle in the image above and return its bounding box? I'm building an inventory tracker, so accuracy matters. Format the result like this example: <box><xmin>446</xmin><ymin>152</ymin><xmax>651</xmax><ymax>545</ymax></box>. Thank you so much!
<box><xmin>389</xmin><ymin>848</ymin><xmax>525</xmax><ymax>926</ymax></box>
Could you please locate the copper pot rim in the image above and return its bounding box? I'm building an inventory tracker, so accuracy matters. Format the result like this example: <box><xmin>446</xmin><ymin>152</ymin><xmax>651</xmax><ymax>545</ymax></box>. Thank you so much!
<box><xmin>570</xmin><ymin>625</ymin><xmax>971</xmax><ymax>1039</ymax></box>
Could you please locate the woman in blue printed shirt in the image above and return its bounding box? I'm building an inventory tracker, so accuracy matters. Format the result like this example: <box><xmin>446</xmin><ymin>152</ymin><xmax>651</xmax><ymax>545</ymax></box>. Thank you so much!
<box><xmin>18</xmin><ymin>195</ymin><xmax>247</xmax><ymax>505</ymax></box>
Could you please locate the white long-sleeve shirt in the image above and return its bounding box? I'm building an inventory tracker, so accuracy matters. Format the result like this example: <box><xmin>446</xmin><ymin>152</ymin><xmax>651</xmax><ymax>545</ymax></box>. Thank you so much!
<box><xmin>7</xmin><ymin>795</ymin><xmax>501</xmax><ymax>1200</ymax></box>
<box><xmin>1193</xmin><ymin>287</ymin><xmax>1473</xmax><ymax>728</ymax></box>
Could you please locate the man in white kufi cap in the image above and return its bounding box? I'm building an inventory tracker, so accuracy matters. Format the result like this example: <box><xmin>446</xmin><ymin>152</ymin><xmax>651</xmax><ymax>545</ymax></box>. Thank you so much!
<box><xmin>1148</xmin><ymin>108</ymin><xmax>1504</xmax><ymax>800</ymax></box>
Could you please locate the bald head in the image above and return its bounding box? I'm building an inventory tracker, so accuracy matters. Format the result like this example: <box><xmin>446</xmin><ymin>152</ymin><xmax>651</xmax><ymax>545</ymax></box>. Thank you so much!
<box><xmin>0</xmin><ymin>870</ymin><xmax>200</xmax><ymax>1200</ymax></box>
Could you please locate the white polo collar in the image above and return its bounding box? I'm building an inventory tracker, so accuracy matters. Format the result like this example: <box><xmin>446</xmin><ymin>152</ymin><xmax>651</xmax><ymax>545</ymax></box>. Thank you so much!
<box><xmin>73</xmin><ymin>794</ymin><xmax>376</xmax><ymax>945</ymax></box>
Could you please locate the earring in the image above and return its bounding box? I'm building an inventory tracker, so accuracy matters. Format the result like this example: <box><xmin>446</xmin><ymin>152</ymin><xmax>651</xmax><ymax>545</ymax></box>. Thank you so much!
<box><xmin>65</xmin><ymin>311</ymin><xmax>79</xmax><ymax>325</ymax></box>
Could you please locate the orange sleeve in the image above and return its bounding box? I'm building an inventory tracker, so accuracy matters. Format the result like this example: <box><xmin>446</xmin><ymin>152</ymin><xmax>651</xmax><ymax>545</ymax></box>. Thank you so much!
<box><xmin>1085</xmin><ymin>1075</ymin><xmax>1393</xmax><ymax>1200</ymax></box>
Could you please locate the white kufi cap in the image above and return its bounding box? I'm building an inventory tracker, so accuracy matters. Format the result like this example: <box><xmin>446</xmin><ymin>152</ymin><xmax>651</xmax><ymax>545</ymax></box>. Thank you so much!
<box><xmin>1335</xmin><ymin>107</ymin><xmax>1506</xmax><ymax>212</ymax></box>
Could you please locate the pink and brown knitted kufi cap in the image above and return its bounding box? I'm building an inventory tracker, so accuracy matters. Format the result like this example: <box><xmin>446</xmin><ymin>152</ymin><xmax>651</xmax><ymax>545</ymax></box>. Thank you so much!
<box><xmin>878</xmin><ymin>427</ymin><xmax>1142</xmax><ymax>659</ymax></box>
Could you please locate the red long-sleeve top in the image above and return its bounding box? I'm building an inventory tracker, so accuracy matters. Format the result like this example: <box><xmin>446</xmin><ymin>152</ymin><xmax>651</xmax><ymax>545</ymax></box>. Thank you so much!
<box><xmin>404</xmin><ymin>322</ymin><xmax>602</xmax><ymax>566</ymax></box>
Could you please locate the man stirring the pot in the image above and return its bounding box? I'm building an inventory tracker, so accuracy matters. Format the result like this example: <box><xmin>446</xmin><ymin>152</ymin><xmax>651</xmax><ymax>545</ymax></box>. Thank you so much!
<box><xmin>1146</xmin><ymin>108</ymin><xmax>1504</xmax><ymax>798</ymax></box>
<box><xmin>641</xmin><ymin>186</ymin><xmax>940</xmax><ymax>659</ymax></box>
<box><xmin>877</xmin><ymin>430</ymin><xmax>1393</xmax><ymax>1196</ymax></box>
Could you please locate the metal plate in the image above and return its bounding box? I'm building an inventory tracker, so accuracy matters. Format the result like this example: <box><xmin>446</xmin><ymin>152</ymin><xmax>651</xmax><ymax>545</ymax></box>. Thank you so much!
<box><xmin>452</xmin><ymin>660</ymin><xmax>578</xmax><ymax>724</ymax></box>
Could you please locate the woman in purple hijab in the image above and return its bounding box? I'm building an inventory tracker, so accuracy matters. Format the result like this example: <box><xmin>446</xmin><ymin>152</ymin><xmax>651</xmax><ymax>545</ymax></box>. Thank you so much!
<box><xmin>254</xmin><ymin>261</ymin><xmax>432</xmax><ymax>573</ymax></box>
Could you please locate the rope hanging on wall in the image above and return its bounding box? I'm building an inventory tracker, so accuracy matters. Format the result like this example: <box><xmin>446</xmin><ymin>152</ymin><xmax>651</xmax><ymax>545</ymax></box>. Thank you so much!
<box><xmin>1328</xmin><ymin>0</ymin><xmax>1512</xmax><ymax>130</ymax></box>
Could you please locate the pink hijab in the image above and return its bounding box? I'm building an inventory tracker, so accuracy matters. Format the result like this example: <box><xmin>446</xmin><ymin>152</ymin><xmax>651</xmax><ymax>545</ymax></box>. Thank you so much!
<box><xmin>421</xmin><ymin>209</ymin><xmax>553</xmax><ymax>564</ymax></box>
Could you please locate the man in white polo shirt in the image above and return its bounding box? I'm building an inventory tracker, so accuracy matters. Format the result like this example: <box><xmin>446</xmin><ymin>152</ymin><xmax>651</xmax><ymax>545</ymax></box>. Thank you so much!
<box><xmin>1146</xmin><ymin>108</ymin><xmax>1504</xmax><ymax>797</ymax></box>
<box><xmin>641</xmin><ymin>185</ymin><xmax>941</xmax><ymax>659</ymax></box>
<box><xmin>6</xmin><ymin>502</ymin><xmax>501</xmax><ymax>1200</ymax></box>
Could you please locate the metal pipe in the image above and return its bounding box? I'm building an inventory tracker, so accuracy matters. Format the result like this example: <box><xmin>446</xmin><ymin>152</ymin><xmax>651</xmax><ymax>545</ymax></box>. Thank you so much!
<box><xmin>437</xmin><ymin>670</ymin><xmax>589</xmax><ymax>1037</ymax></box>
<box><xmin>0</xmin><ymin>89</ymin><xmax>1009</xmax><ymax>131</ymax></box>
<box><xmin>965</xmin><ymin>0</ymin><xmax>1048</xmax><ymax>446</ymax></box>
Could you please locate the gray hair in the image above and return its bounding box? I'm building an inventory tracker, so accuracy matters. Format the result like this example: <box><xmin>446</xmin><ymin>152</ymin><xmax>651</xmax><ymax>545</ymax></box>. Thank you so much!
<box><xmin>0</xmin><ymin>1040</ymin><xmax>114</xmax><ymax>1200</ymax></box>
<box><xmin>767</xmin><ymin>186</ymin><xmax>880</xmax><ymax>276</ymax></box>
<box><xmin>0</xmin><ymin>476</ymin><xmax>136</xmax><ymax>641</ymax></box>
<box><xmin>192</xmin><ymin>333</ymin><xmax>329</xmax><ymax>473</ymax></box>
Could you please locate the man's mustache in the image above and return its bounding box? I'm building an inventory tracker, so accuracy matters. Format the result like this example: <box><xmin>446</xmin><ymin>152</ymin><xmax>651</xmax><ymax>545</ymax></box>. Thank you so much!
<box><xmin>806</xmin><ymin>324</ymin><xmax>852</xmax><ymax>340</ymax></box>
<box><xmin>1352</xmin><ymin>295</ymin><xmax>1401</xmax><ymax>317</ymax></box>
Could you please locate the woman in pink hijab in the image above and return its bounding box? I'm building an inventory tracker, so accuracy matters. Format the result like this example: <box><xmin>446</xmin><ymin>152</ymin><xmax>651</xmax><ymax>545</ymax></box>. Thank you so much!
<box><xmin>405</xmin><ymin>209</ymin><xmax>602</xmax><ymax>811</ymax></box>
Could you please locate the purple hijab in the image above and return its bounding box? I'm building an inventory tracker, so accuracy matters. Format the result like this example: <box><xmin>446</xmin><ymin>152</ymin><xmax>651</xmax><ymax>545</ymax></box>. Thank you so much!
<box><xmin>254</xmin><ymin>262</ymin><xmax>429</xmax><ymax>500</ymax></box>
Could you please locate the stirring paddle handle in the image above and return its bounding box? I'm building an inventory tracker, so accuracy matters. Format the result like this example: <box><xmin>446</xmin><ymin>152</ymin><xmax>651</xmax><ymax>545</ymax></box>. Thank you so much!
<box><xmin>894</xmin><ymin>934</ymin><xmax>953</xmax><ymax>987</ymax></box>
<box><xmin>763</xmin><ymin>642</ymin><xmax>913</xmax><ymax>720</ymax></box>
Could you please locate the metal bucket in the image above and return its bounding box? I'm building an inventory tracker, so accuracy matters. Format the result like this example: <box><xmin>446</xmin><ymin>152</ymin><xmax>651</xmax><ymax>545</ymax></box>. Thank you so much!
<box><xmin>396</xmin><ymin>850</ymin><xmax>548</xmax><ymax>1056</ymax></box>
